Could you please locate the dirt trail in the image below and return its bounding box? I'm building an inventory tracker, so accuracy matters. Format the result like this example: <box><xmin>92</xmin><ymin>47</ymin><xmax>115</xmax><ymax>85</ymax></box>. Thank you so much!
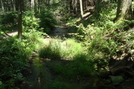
<box><xmin>7</xmin><ymin>30</ymin><xmax>18</xmax><ymax>36</ymax></box>
<box><xmin>18</xmin><ymin>22</ymin><xmax>69</xmax><ymax>89</ymax></box>
<box><xmin>20</xmin><ymin>57</ymin><xmax>54</xmax><ymax>89</ymax></box>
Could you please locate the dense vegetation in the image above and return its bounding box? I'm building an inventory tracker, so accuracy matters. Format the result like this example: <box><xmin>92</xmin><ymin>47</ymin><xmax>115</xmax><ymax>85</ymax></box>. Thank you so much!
<box><xmin>0</xmin><ymin>0</ymin><xmax>134</xmax><ymax>89</ymax></box>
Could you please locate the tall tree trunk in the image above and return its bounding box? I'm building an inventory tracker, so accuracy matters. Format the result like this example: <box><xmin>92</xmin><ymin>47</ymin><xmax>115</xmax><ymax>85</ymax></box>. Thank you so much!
<box><xmin>80</xmin><ymin>0</ymin><xmax>83</xmax><ymax>19</ymax></box>
<box><xmin>115</xmin><ymin>0</ymin><xmax>132</xmax><ymax>21</ymax></box>
<box><xmin>11</xmin><ymin>0</ymin><xmax>15</xmax><ymax>11</ymax></box>
<box><xmin>18</xmin><ymin>0</ymin><xmax>22</xmax><ymax>39</ymax></box>
<box><xmin>83</xmin><ymin>0</ymin><xmax>87</xmax><ymax>10</ymax></box>
<box><xmin>0</xmin><ymin>0</ymin><xmax>4</xmax><ymax>11</ymax></box>
<box><xmin>72</xmin><ymin>0</ymin><xmax>78</xmax><ymax>14</ymax></box>
<box><xmin>31</xmin><ymin>0</ymin><xmax>35</xmax><ymax>9</ymax></box>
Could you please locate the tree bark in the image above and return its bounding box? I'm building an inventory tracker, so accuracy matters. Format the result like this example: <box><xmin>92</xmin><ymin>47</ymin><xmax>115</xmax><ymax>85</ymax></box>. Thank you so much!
<box><xmin>72</xmin><ymin>0</ymin><xmax>78</xmax><ymax>14</ymax></box>
<box><xmin>79</xmin><ymin>0</ymin><xmax>83</xmax><ymax>19</ymax></box>
<box><xmin>0</xmin><ymin>0</ymin><xmax>4</xmax><ymax>11</ymax></box>
<box><xmin>12</xmin><ymin>0</ymin><xmax>16</xmax><ymax>11</ymax></box>
<box><xmin>31</xmin><ymin>0</ymin><xmax>35</xmax><ymax>9</ymax></box>
<box><xmin>18</xmin><ymin>0</ymin><xmax>22</xmax><ymax>39</ymax></box>
<box><xmin>115</xmin><ymin>0</ymin><xmax>132</xmax><ymax>21</ymax></box>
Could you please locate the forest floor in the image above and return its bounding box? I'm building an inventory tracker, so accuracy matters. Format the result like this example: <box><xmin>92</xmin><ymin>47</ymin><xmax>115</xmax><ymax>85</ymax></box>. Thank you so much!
<box><xmin>6</xmin><ymin>22</ymin><xmax>77</xmax><ymax>89</ymax></box>
<box><xmin>19</xmin><ymin>24</ymin><xmax>134</xmax><ymax>89</ymax></box>
<box><xmin>19</xmin><ymin>23</ymin><xmax>87</xmax><ymax>89</ymax></box>
<box><xmin>5</xmin><ymin>20</ymin><xmax>134</xmax><ymax>89</ymax></box>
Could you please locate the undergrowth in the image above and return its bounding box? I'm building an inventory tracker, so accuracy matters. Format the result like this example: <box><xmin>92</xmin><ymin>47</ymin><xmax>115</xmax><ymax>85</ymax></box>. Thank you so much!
<box><xmin>66</xmin><ymin>2</ymin><xmax>134</xmax><ymax>70</ymax></box>
<box><xmin>40</xmin><ymin>2</ymin><xmax>134</xmax><ymax>88</ymax></box>
<box><xmin>39</xmin><ymin>9</ymin><xmax>57</xmax><ymax>34</ymax></box>
<box><xmin>0</xmin><ymin>2</ymin><xmax>134</xmax><ymax>89</ymax></box>
<box><xmin>39</xmin><ymin>38</ymin><xmax>84</xmax><ymax>60</ymax></box>
<box><xmin>0</xmin><ymin>30</ymin><xmax>44</xmax><ymax>89</ymax></box>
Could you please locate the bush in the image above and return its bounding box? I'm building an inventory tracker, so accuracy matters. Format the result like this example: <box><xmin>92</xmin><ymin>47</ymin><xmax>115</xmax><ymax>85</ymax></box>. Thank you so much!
<box><xmin>22</xmin><ymin>11</ymin><xmax>40</xmax><ymax>32</ymax></box>
<box><xmin>0</xmin><ymin>30</ymin><xmax>44</xmax><ymax>88</ymax></box>
<box><xmin>39</xmin><ymin>9</ymin><xmax>57</xmax><ymax>34</ymax></box>
<box><xmin>0</xmin><ymin>11</ymin><xmax>18</xmax><ymax>28</ymax></box>
<box><xmin>0</xmin><ymin>37</ymin><xmax>29</xmax><ymax>88</ymax></box>
<box><xmin>66</xmin><ymin>2</ymin><xmax>134</xmax><ymax>71</ymax></box>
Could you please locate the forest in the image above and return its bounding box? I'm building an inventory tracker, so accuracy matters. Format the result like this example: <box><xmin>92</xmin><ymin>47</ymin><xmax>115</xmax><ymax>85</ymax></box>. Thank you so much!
<box><xmin>0</xmin><ymin>0</ymin><xmax>134</xmax><ymax>89</ymax></box>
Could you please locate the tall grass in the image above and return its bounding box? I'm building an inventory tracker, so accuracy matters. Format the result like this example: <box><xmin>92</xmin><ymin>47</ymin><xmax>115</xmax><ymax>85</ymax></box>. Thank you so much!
<box><xmin>39</xmin><ymin>40</ymin><xmax>62</xmax><ymax>59</ymax></box>
<box><xmin>61</xmin><ymin>39</ymin><xmax>84</xmax><ymax>59</ymax></box>
<box><xmin>39</xmin><ymin>38</ymin><xmax>85</xmax><ymax>60</ymax></box>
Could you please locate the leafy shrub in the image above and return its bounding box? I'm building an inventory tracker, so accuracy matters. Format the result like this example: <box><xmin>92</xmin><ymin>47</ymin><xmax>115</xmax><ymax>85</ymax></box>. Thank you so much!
<box><xmin>0</xmin><ymin>30</ymin><xmax>44</xmax><ymax>88</ymax></box>
<box><xmin>22</xmin><ymin>11</ymin><xmax>40</xmax><ymax>32</ymax></box>
<box><xmin>67</xmin><ymin>2</ymin><xmax>134</xmax><ymax>70</ymax></box>
<box><xmin>0</xmin><ymin>37</ymin><xmax>29</xmax><ymax>88</ymax></box>
<box><xmin>22</xmin><ymin>29</ymin><xmax>45</xmax><ymax>49</ymax></box>
<box><xmin>0</xmin><ymin>11</ymin><xmax>18</xmax><ymax>28</ymax></box>
<box><xmin>39</xmin><ymin>9</ymin><xmax>57</xmax><ymax>34</ymax></box>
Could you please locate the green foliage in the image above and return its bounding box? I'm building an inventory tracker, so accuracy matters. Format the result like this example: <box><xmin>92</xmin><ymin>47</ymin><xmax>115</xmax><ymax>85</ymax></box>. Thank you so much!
<box><xmin>61</xmin><ymin>39</ymin><xmax>84</xmax><ymax>59</ymax></box>
<box><xmin>0</xmin><ymin>24</ymin><xmax>2</xmax><ymax>36</ymax></box>
<box><xmin>0</xmin><ymin>11</ymin><xmax>18</xmax><ymax>28</ymax></box>
<box><xmin>46</xmin><ymin>80</ymin><xmax>82</xmax><ymax>89</ymax></box>
<box><xmin>39</xmin><ymin>40</ymin><xmax>62</xmax><ymax>59</ymax></box>
<box><xmin>0</xmin><ymin>30</ymin><xmax>44</xmax><ymax>88</ymax></box>
<box><xmin>67</xmin><ymin>2</ymin><xmax>134</xmax><ymax>70</ymax></box>
<box><xmin>39</xmin><ymin>9</ymin><xmax>57</xmax><ymax>34</ymax></box>
<box><xmin>22</xmin><ymin>11</ymin><xmax>40</xmax><ymax>32</ymax></box>
<box><xmin>0</xmin><ymin>1</ymin><xmax>133</xmax><ymax>88</ymax></box>
<box><xmin>49</xmin><ymin>56</ymin><xmax>95</xmax><ymax>80</ymax></box>
<box><xmin>0</xmin><ymin>37</ymin><xmax>29</xmax><ymax>88</ymax></box>
<box><xmin>39</xmin><ymin>38</ymin><xmax>84</xmax><ymax>60</ymax></box>
<box><xmin>22</xmin><ymin>29</ymin><xmax>45</xmax><ymax>49</ymax></box>
<box><xmin>67</xmin><ymin>18</ymin><xmax>80</xmax><ymax>26</ymax></box>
